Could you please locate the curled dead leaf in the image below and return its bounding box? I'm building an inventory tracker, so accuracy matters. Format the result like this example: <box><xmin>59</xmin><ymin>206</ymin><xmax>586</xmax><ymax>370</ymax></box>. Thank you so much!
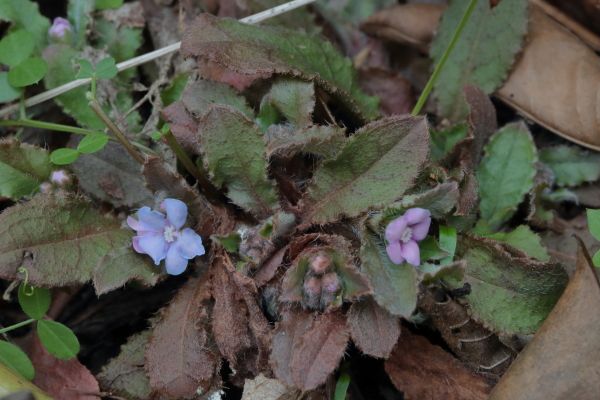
<box><xmin>489</xmin><ymin>241</ymin><xmax>600</xmax><ymax>399</ymax></box>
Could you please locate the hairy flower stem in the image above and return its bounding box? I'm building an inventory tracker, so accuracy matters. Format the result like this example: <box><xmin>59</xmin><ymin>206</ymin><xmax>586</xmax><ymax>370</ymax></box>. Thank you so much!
<box><xmin>0</xmin><ymin>318</ymin><xmax>35</xmax><ymax>334</ymax></box>
<box><xmin>411</xmin><ymin>0</ymin><xmax>478</xmax><ymax>116</ymax></box>
<box><xmin>89</xmin><ymin>99</ymin><xmax>145</xmax><ymax>164</ymax></box>
<box><xmin>163</xmin><ymin>130</ymin><xmax>222</xmax><ymax>202</ymax></box>
<box><xmin>0</xmin><ymin>119</ymin><xmax>155</xmax><ymax>154</ymax></box>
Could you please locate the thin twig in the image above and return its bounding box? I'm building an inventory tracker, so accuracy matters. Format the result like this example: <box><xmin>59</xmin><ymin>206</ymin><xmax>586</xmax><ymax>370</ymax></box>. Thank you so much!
<box><xmin>89</xmin><ymin>99</ymin><xmax>145</xmax><ymax>164</ymax></box>
<box><xmin>0</xmin><ymin>0</ymin><xmax>317</xmax><ymax>119</ymax></box>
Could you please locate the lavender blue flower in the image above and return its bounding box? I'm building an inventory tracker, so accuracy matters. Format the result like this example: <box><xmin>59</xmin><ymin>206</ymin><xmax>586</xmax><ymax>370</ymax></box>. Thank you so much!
<box><xmin>48</xmin><ymin>17</ymin><xmax>71</xmax><ymax>39</ymax></box>
<box><xmin>385</xmin><ymin>208</ymin><xmax>431</xmax><ymax>266</ymax></box>
<box><xmin>127</xmin><ymin>198</ymin><xmax>205</xmax><ymax>275</ymax></box>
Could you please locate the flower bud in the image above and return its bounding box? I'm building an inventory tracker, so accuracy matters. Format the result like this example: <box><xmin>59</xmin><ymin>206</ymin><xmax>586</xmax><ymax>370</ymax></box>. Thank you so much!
<box><xmin>48</xmin><ymin>17</ymin><xmax>72</xmax><ymax>41</ymax></box>
<box><xmin>309</xmin><ymin>252</ymin><xmax>332</xmax><ymax>275</ymax></box>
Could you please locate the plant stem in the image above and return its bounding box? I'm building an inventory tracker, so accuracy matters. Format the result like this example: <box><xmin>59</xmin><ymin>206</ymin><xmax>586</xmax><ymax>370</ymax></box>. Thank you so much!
<box><xmin>411</xmin><ymin>0</ymin><xmax>478</xmax><ymax>116</ymax></box>
<box><xmin>0</xmin><ymin>319</ymin><xmax>35</xmax><ymax>335</ymax></box>
<box><xmin>88</xmin><ymin>99</ymin><xmax>145</xmax><ymax>164</ymax></box>
<box><xmin>0</xmin><ymin>119</ymin><xmax>156</xmax><ymax>154</ymax></box>
<box><xmin>163</xmin><ymin>130</ymin><xmax>221</xmax><ymax>201</ymax></box>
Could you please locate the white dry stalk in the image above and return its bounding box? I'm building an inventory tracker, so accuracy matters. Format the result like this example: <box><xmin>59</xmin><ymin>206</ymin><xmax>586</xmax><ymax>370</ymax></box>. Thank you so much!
<box><xmin>0</xmin><ymin>0</ymin><xmax>317</xmax><ymax>118</ymax></box>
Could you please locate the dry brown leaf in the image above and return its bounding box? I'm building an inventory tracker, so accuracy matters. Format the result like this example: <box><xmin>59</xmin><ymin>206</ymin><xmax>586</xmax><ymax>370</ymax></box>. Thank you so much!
<box><xmin>360</xmin><ymin>3</ymin><xmax>444</xmax><ymax>49</ymax></box>
<box><xmin>210</xmin><ymin>250</ymin><xmax>271</xmax><ymax>381</ymax></box>
<box><xmin>347</xmin><ymin>297</ymin><xmax>400</xmax><ymax>359</ymax></box>
<box><xmin>241</xmin><ymin>374</ymin><xmax>298</xmax><ymax>400</ymax></box>
<box><xmin>270</xmin><ymin>309</ymin><xmax>349</xmax><ymax>391</ymax></box>
<box><xmin>384</xmin><ymin>331</ymin><xmax>492</xmax><ymax>400</ymax></box>
<box><xmin>28</xmin><ymin>337</ymin><xmax>99</xmax><ymax>400</ymax></box>
<box><xmin>489</xmin><ymin>241</ymin><xmax>600</xmax><ymax>399</ymax></box>
<box><xmin>358</xmin><ymin>68</ymin><xmax>414</xmax><ymax>115</ymax></box>
<box><xmin>145</xmin><ymin>275</ymin><xmax>218</xmax><ymax>399</ymax></box>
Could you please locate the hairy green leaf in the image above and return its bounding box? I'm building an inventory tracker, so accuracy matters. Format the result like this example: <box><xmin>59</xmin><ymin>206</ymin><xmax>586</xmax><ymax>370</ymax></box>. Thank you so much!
<box><xmin>459</xmin><ymin>235</ymin><xmax>567</xmax><ymax>334</ymax></box>
<box><xmin>8</xmin><ymin>57</ymin><xmax>47</xmax><ymax>87</ymax></box>
<box><xmin>266</xmin><ymin>125</ymin><xmax>346</xmax><ymax>159</ymax></box>
<box><xmin>260</xmin><ymin>78</ymin><xmax>315</xmax><ymax>128</ymax></box>
<box><xmin>67</xmin><ymin>0</ymin><xmax>94</xmax><ymax>49</ymax></box>
<box><xmin>181</xmin><ymin>14</ymin><xmax>379</xmax><ymax>122</ymax></box>
<box><xmin>0</xmin><ymin>0</ymin><xmax>49</xmax><ymax>50</ymax></box>
<box><xmin>0</xmin><ymin>341</ymin><xmax>34</xmax><ymax>380</ymax></box>
<box><xmin>0</xmin><ymin>30</ymin><xmax>35</xmax><ymax>67</ymax></box>
<box><xmin>182</xmin><ymin>78</ymin><xmax>253</xmax><ymax>120</ymax></box>
<box><xmin>359</xmin><ymin>231</ymin><xmax>417</xmax><ymax>318</ymax></box>
<box><xmin>0</xmin><ymin>194</ymin><xmax>158</xmax><ymax>291</ymax></box>
<box><xmin>18</xmin><ymin>285</ymin><xmax>51</xmax><ymax>320</ymax></box>
<box><xmin>71</xmin><ymin>141</ymin><xmax>153</xmax><ymax>208</ymax></box>
<box><xmin>50</xmin><ymin>148</ymin><xmax>80</xmax><ymax>165</ymax></box>
<box><xmin>302</xmin><ymin>115</ymin><xmax>429</xmax><ymax>225</ymax></box>
<box><xmin>37</xmin><ymin>320</ymin><xmax>80</xmax><ymax>360</ymax></box>
<box><xmin>0</xmin><ymin>72</ymin><xmax>20</xmax><ymax>103</ymax></box>
<box><xmin>431</xmin><ymin>0</ymin><xmax>528</xmax><ymax>120</ymax></box>
<box><xmin>199</xmin><ymin>106</ymin><xmax>278</xmax><ymax>219</ymax></box>
<box><xmin>0</xmin><ymin>139</ymin><xmax>52</xmax><ymax>199</ymax></box>
<box><xmin>480</xmin><ymin>225</ymin><xmax>549</xmax><ymax>262</ymax></box>
<box><xmin>477</xmin><ymin>122</ymin><xmax>537</xmax><ymax>230</ymax></box>
<box><xmin>540</xmin><ymin>145</ymin><xmax>600</xmax><ymax>187</ymax></box>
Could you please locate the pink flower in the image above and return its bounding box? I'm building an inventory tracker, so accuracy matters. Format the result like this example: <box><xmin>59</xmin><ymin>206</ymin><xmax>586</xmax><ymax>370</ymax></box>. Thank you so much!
<box><xmin>50</xmin><ymin>170</ymin><xmax>70</xmax><ymax>186</ymax></box>
<box><xmin>48</xmin><ymin>17</ymin><xmax>71</xmax><ymax>39</ymax></box>
<box><xmin>127</xmin><ymin>199</ymin><xmax>205</xmax><ymax>275</ymax></box>
<box><xmin>385</xmin><ymin>208</ymin><xmax>431</xmax><ymax>266</ymax></box>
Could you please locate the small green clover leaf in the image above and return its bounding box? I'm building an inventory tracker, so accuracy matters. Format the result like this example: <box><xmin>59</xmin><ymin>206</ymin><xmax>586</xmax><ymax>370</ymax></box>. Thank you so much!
<box><xmin>77</xmin><ymin>133</ymin><xmax>109</xmax><ymax>154</ymax></box>
<box><xmin>0</xmin><ymin>29</ymin><xmax>35</xmax><ymax>67</ymax></box>
<box><xmin>7</xmin><ymin>57</ymin><xmax>47</xmax><ymax>87</ymax></box>
<box><xmin>0</xmin><ymin>341</ymin><xmax>35</xmax><ymax>380</ymax></box>
<box><xmin>50</xmin><ymin>148</ymin><xmax>80</xmax><ymax>165</ymax></box>
<box><xmin>18</xmin><ymin>284</ymin><xmax>51</xmax><ymax>320</ymax></box>
<box><xmin>586</xmin><ymin>208</ymin><xmax>600</xmax><ymax>267</ymax></box>
<box><xmin>36</xmin><ymin>320</ymin><xmax>80</xmax><ymax>360</ymax></box>
<box><xmin>76</xmin><ymin>57</ymin><xmax>118</xmax><ymax>80</ymax></box>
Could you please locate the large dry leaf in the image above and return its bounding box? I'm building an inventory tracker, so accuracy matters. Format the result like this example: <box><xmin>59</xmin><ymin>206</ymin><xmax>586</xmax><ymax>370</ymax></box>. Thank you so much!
<box><xmin>489</xmin><ymin>242</ymin><xmax>600</xmax><ymax>399</ymax></box>
<box><xmin>385</xmin><ymin>331</ymin><xmax>492</xmax><ymax>400</ymax></box>
<box><xmin>270</xmin><ymin>309</ymin><xmax>349</xmax><ymax>391</ymax></box>
<box><xmin>28</xmin><ymin>337</ymin><xmax>99</xmax><ymax>400</ymax></box>
<box><xmin>241</xmin><ymin>374</ymin><xmax>298</xmax><ymax>400</ymax></box>
<box><xmin>145</xmin><ymin>275</ymin><xmax>218</xmax><ymax>399</ymax></box>
<box><xmin>347</xmin><ymin>297</ymin><xmax>400</xmax><ymax>359</ymax></box>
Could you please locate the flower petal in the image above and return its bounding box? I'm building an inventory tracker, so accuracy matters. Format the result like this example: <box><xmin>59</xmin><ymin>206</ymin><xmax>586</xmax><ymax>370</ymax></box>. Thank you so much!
<box><xmin>386</xmin><ymin>241</ymin><xmax>405</xmax><ymax>264</ymax></box>
<box><xmin>385</xmin><ymin>216</ymin><xmax>408</xmax><ymax>243</ymax></box>
<box><xmin>136</xmin><ymin>207</ymin><xmax>166</xmax><ymax>233</ymax></box>
<box><xmin>175</xmin><ymin>228</ymin><xmax>205</xmax><ymax>259</ymax></box>
<box><xmin>134</xmin><ymin>233</ymin><xmax>168</xmax><ymax>265</ymax></box>
<box><xmin>403</xmin><ymin>208</ymin><xmax>431</xmax><ymax>225</ymax></box>
<box><xmin>165</xmin><ymin>245</ymin><xmax>188</xmax><ymax>275</ymax></box>
<box><xmin>161</xmin><ymin>198</ymin><xmax>187</xmax><ymax>229</ymax></box>
<box><xmin>402</xmin><ymin>240</ymin><xmax>421</xmax><ymax>266</ymax></box>
<box><xmin>411</xmin><ymin>215</ymin><xmax>432</xmax><ymax>241</ymax></box>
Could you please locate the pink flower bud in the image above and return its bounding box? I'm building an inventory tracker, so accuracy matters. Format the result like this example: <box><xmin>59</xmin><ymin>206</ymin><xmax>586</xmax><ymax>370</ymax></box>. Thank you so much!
<box><xmin>49</xmin><ymin>17</ymin><xmax>72</xmax><ymax>40</ymax></box>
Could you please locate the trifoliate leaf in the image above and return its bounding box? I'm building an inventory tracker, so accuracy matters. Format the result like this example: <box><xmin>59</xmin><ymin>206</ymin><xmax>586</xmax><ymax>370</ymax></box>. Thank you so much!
<box><xmin>0</xmin><ymin>341</ymin><xmax>34</xmax><ymax>380</ymax></box>
<box><xmin>67</xmin><ymin>0</ymin><xmax>94</xmax><ymax>49</ymax></box>
<box><xmin>359</xmin><ymin>230</ymin><xmax>417</xmax><ymax>318</ymax></box>
<box><xmin>431</xmin><ymin>0</ymin><xmax>528</xmax><ymax>120</ymax></box>
<box><xmin>77</xmin><ymin>133</ymin><xmax>109</xmax><ymax>154</ymax></box>
<box><xmin>18</xmin><ymin>285</ymin><xmax>51</xmax><ymax>320</ymax></box>
<box><xmin>0</xmin><ymin>0</ymin><xmax>50</xmax><ymax>50</ymax></box>
<box><xmin>458</xmin><ymin>235</ymin><xmax>567</xmax><ymax>334</ymax></box>
<box><xmin>477</xmin><ymin>122</ymin><xmax>537</xmax><ymax>230</ymax></box>
<box><xmin>0</xmin><ymin>72</ymin><xmax>20</xmax><ymax>103</ymax></box>
<box><xmin>479</xmin><ymin>225</ymin><xmax>550</xmax><ymax>262</ymax></box>
<box><xmin>95</xmin><ymin>57</ymin><xmax>118</xmax><ymax>79</ymax></box>
<box><xmin>0</xmin><ymin>139</ymin><xmax>52</xmax><ymax>199</ymax></box>
<box><xmin>199</xmin><ymin>106</ymin><xmax>279</xmax><ymax>219</ymax></box>
<box><xmin>181</xmin><ymin>14</ymin><xmax>379</xmax><ymax>122</ymax></box>
<box><xmin>301</xmin><ymin>115</ymin><xmax>429</xmax><ymax>225</ymax></box>
<box><xmin>75</xmin><ymin>59</ymin><xmax>95</xmax><ymax>79</ymax></box>
<box><xmin>8</xmin><ymin>57</ymin><xmax>47</xmax><ymax>87</ymax></box>
<box><xmin>50</xmin><ymin>148</ymin><xmax>80</xmax><ymax>165</ymax></box>
<box><xmin>0</xmin><ymin>194</ymin><xmax>158</xmax><ymax>291</ymax></box>
<box><xmin>36</xmin><ymin>320</ymin><xmax>80</xmax><ymax>360</ymax></box>
<box><xmin>540</xmin><ymin>145</ymin><xmax>600</xmax><ymax>187</ymax></box>
<box><xmin>0</xmin><ymin>30</ymin><xmax>35</xmax><ymax>67</ymax></box>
